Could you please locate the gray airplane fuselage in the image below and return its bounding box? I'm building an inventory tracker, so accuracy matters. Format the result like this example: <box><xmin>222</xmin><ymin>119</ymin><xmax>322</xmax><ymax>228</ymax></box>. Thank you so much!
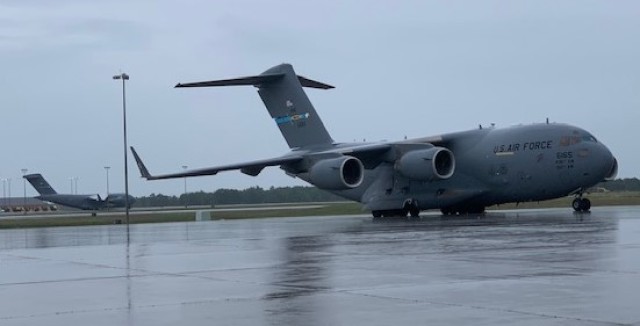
<box><xmin>24</xmin><ymin>173</ymin><xmax>135</xmax><ymax>211</ymax></box>
<box><xmin>131</xmin><ymin>63</ymin><xmax>617</xmax><ymax>216</ymax></box>
<box><xmin>293</xmin><ymin>123</ymin><xmax>616</xmax><ymax>212</ymax></box>
<box><xmin>35</xmin><ymin>193</ymin><xmax>135</xmax><ymax>211</ymax></box>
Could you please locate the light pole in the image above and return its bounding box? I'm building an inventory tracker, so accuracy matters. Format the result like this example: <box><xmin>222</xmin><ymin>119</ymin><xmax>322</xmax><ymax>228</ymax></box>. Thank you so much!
<box><xmin>7</xmin><ymin>178</ymin><xmax>11</xmax><ymax>207</ymax></box>
<box><xmin>182</xmin><ymin>165</ymin><xmax>188</xmax><ymax>208</ymax></box>
<box><xmin>113</xmin><ymin>72</ymin><xmax>131</xmax><ymax>240</ymax></box>
<box><xmin>1</xmin><ymin>178</ymin><xmax>6</xmax><ymax>208</ymax></box>
<box><xmin>74</xmin><ymin>177</ymin><xmax>79</xmax><ymax>195</ymax></box>
<box><xmin>69</xmin><ymin>177</ymin><xmax>74</xmax><ymax>193</ymax></box>
<box><xmin>21</xmin><ymin>168</ymin><xmax>27</xmax><ymax>212</ymax></box>
<box><xmin>104</xmin><ymin>166</ymin><xmax>110</xmax><ymax>196</ymax></box>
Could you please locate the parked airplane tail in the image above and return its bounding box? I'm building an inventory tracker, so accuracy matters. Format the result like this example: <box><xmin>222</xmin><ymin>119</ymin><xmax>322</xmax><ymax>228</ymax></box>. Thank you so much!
<box><xmin>175</xmin><ymin>63</ymin><xmax>335</xmax><ymax>149</ymax></box>
<box><xmin>23</xmin><ymin>174</ymin><xmax>57</xmax><ymax>195</ymax></box>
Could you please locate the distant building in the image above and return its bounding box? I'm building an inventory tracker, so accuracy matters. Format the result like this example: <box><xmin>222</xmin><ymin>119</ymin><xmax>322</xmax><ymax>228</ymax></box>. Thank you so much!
<box><xmin>0</xmin><ymin>197</ymin><xmax>57</xmax><ymax>213</ymax></box>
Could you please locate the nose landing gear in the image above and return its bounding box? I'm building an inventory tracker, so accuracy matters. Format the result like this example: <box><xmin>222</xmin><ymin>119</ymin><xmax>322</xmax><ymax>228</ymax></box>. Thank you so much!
<box><xmin>401</xmin><ymin>198</ymin><xmax>420</xmax><ymax>218</ymax></box>
<box><xmin>572</xmin><ymin>197</ymin><xmax>591</xmax><ymax>212</ymax></box>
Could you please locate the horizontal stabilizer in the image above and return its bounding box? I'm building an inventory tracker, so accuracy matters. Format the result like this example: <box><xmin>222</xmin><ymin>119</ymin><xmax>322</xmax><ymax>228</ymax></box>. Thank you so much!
<box><xmin>175</xmin><ymin>73</ymin><xmax>283</xmax><ymax>88</ymax></box>
<box><xmin>175</xmin><ymin>74</ymin><xmax>334</xmax><ymax>89</ymax></box>
<box><xmin>297</xmin><ymin>76</ymin><xmax>334</xmax><ymax>89</ymax></box>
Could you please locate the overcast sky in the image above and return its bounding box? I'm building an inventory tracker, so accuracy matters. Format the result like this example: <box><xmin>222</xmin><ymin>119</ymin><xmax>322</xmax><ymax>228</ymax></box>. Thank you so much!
<box><xmin>1</xmin><ymin>1</ymin><xmax>638</xmax><ymax>197</ymax></box>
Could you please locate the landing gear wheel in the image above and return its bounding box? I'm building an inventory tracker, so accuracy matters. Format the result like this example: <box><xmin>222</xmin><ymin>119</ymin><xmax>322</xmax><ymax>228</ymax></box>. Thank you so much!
<box><xmin>572</xmin><ymin>198</ymin><xmax>591</xmax><ymax>212</ymax></box>
<box><xmin>467</xmin><ymin>206</ymin><xmax>486</xmax><ymax>215</ymax></box>
<box><xmin>572</xmin><ymin>198</ymin><xmax>582</xmax><ymax>211</ymax></box>
<box><xmin>404</xmin><ymin>199</ymin><xmax>420</xmax><ymax>218</ymax></box>
<box><xmin>580</xmin><ymin>198</ymin><xmax>591</xmax><ymax>211</ymax></box>
<box><xmin>373</xmin><ymin>210</ymin><xmax>407</xmax><ymax>218</ymax></box>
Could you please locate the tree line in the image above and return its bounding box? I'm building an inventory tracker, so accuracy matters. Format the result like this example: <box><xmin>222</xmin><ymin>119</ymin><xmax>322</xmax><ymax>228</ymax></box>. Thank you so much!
<box><xmin>596</xmin><ymin>178</ymin><xmax>640</xmax><ymax>192</ymax></box>
<box><xmin>133</xmin><ymin>178</ymin><xmax>640</xmax><ymax>207</ymax></box>
<box><xmin>134</xmin><ymin>186</ymin><xmax>347</xmax><ymax>207</ymax></box>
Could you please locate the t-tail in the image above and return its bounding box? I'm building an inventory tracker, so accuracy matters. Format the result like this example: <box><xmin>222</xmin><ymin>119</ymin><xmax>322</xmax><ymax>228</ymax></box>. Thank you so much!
<box><xmin>23</xmin><ymin>173</ymin><xmax>57</xmax><ymax>196</ymax></box>
<box><xmin>176</xmin><ymin>63</ymin><xmax>335</xmax><ymax>149</ymax></box>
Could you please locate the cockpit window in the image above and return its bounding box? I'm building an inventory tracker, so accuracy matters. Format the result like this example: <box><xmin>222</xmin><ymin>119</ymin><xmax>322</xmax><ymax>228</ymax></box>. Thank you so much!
<box><xmin>582</xmin><ymin>134</ymin><xmax>598</xmax><ymax>143</ymax></box>
<box><xmin>560</xmin><ymin>132</ymin><xmax>598</xmax><ymax>146</ymax></box>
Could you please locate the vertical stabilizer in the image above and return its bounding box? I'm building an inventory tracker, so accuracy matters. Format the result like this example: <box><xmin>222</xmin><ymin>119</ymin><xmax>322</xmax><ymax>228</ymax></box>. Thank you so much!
<box><xmin>256</xmin><ymin>64</ymin><xmax>334</xmax><ymax>148</ymax></box>
<box><xmin>24</xmin><ymin>174</ymin><xmax>57</xmax><ymax>195</ymax></box>
<box><xmin>175</xmin><ymin>63</ymin><xmax>335</xmax><ymax>149</ymax></box>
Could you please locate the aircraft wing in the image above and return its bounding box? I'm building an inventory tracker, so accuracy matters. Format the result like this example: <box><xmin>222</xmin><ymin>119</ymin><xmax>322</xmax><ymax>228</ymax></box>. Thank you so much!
<box><xmin>131</xmin><ymin>138</ymin><xmax>447</xmax><ymax>182</ymax></box>
<box><xmin>130</xmin><ymin>147</ymin><xmax>303</xmax><ymax>181</ymax></box>
<box><xmin>331</xmin><ymin>136</ymin><xmax>447</xmax><ymax>156</ymax></box>
<box><xmin>317</xmin><ymin>140</ymin><xmax>446</xmax><ymax>169</ymax></box>
<box><xmin>324</xmin><ymin>143</ymin><xmax>393</xmax><ymax>169</ymax></box>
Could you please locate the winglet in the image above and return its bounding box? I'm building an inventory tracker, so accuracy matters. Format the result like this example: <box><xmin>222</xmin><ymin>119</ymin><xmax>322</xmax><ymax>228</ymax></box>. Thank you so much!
<box><xmin>130</xmin><ymin>147</ymin><xmax>153</xmax><ymax>179</ymax></box>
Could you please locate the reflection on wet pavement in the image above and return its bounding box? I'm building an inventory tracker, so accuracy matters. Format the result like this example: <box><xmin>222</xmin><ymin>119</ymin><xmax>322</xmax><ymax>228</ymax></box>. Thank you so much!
<box><xmin>0</xmin><ymin>206</ymin><xmax>639</xmax><ymax>325</ymax></box>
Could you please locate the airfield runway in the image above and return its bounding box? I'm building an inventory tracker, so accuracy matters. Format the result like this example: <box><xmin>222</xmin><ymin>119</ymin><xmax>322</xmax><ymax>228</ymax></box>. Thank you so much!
<box><xmin>1</xmin><ymin>207</ymin><xmax>639</xmax><ymax>325</ymax></box>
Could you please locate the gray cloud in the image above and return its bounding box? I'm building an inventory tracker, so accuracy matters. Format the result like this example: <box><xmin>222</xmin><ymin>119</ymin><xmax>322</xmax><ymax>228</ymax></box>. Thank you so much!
<box><xmin>0</xmin><ymin>0</ymin><xmax>638</xmax><ymax>197</ymax></box>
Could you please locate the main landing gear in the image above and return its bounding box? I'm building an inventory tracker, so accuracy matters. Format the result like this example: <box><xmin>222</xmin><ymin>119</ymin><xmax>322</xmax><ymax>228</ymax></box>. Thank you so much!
<box><xmin>372</xmin><ymin>199</ymin><xmax>420</xmax><ymax>219</ymax></box>
<box><xmin>572</xmin><ymin>197</ymin><xmax>591</xmax><ymax>212</ymax></box>
<box><xmin>440</xmin><ymin>205</ymin><xmax>485</xmax><ymax>216</ymax></box>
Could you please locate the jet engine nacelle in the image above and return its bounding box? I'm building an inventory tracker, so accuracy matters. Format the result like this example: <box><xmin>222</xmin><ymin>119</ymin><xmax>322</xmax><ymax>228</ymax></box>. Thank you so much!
<box><xmin>309</xmin><ymin>156</ymin><xmax>364</xmax><ymax>190</ymax></box>
<box><xmin>104</xmin><ymin>194</ymin><xmax>136</xmax><ymax>207</ymax></box>
<box><xmin>394</xmin><ymin>147</ymin><xmax>455</xmax><ymax>181</ymax></box>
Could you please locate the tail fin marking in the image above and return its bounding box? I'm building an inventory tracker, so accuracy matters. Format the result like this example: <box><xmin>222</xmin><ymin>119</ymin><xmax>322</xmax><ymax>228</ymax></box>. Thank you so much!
<box><xmin>175</xmin><ymin>63</ymin><xmax>334</xmax><ymax>149</ymax></box>
<box><xmin>23</xmin><ymin>174</ymin><xmax>57</xmax><ymax>195</ymax></box>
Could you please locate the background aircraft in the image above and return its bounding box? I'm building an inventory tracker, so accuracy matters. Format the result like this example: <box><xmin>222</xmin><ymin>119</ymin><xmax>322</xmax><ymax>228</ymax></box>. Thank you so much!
<box><xmin>24</xmin><ymin>173</ymin><xmax>135</xmax><ymax>211</ymax></box>
<box><xmin>131</xmin><ymin>63</ymin><xmax>618</xmax><ymax>218</ymax></box>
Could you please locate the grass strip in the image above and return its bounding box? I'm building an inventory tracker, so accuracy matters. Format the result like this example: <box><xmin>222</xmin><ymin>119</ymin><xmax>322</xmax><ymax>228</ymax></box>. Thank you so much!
<box><xmin>1</xmin><ymin>193</ymin><xmax>639</xmax><ymax>229</ymax></box>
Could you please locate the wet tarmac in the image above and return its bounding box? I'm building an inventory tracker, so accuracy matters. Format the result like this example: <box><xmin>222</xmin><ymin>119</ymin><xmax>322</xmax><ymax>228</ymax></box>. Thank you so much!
<box><xmin>0</xmin><ymin>203</ymin><xmax>326</xmax><ymax>219</ymax></box>
<box><xmin>1</xmin><ymin>206</ymin><xmax>639</xmax><ymax>325</ymax></box>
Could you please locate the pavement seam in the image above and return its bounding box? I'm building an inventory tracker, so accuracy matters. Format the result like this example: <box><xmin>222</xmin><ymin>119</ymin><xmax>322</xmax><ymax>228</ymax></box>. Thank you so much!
<box><xmin>340</xmin><ymin>291</ymin><xmax>631</xmax><ymax>326</ymax></box>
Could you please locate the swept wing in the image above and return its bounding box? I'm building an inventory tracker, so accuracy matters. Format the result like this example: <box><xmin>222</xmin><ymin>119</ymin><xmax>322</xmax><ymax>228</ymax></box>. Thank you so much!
<box><xmin>130</xmin><ymin>147</ymin><xmax>304</xmax><ymax>180</ymax></box>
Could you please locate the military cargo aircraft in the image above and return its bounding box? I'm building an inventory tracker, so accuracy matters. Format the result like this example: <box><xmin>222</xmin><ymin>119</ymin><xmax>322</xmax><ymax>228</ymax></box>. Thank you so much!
<box><xmin>24</xmin><ymin>173</ymin><xmax>135</xmax><ymax>211</ymax></box>
<box><xmin>131</xmin><ymin>63</ymin><xmax>618</xmax><ymax>217</ymax></box>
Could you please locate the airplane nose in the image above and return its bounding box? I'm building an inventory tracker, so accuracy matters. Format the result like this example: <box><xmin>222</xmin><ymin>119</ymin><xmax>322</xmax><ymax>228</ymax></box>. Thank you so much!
<box><xmin>582</xmin><ymin>141</ymin><xmax>617</xmax><ymax>183</ymax></box>
<box><xmin>596</xmin><ymin>142</ymin><xmax>618</xmax><ymax>181</ymax></box>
